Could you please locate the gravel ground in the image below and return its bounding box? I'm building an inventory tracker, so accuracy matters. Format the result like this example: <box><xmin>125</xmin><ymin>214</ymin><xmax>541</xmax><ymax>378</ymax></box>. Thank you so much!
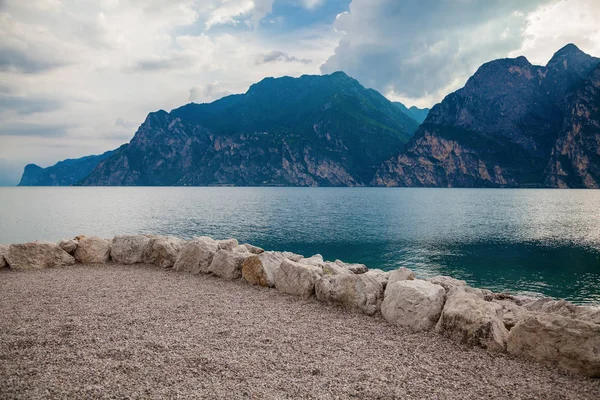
<box><xmin>0</xmin><ymin>264</ymin><xmax>598</xmax><ymax>399</ymax></box>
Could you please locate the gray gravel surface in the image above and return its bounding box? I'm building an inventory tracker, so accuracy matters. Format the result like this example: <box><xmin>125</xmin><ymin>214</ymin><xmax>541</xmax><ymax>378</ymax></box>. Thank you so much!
<box><xmin>0</xmin><ymin>264</ymin><xmax>599</xmax><ymax>399</ymax></box>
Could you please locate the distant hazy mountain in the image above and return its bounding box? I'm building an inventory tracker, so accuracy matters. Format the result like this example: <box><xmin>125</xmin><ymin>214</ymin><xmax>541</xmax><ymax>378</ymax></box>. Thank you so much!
<box><xmin>79</xmin><ymin>72</ymin><xmax>419</xmax><ymax>186</ymax></box>
<box><xmin>393</xmin><ymin>102</ymin><xmax>430</xmax><ymax>124</ymax></box>
<box><xmin>18</xmin><ymin>150</ymin><xmax>116</xmax><ymax>186</ymax></box>
<box><xmin>374</xmin><ymin>44</ymin><xmax>600</xmax><ymax>188</ymax></box>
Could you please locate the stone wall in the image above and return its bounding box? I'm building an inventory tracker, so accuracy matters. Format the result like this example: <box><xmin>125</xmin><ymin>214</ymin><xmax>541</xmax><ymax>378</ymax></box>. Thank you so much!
<box><xmin>1</xmin><ymin>235</ymin><xmax>599</xmax><ymax>377</ymax></box>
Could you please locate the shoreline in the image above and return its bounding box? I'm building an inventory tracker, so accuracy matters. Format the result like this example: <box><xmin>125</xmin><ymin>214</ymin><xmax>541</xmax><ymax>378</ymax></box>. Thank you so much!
<box><xmin>1</xmin><ymin>235</ymin><xmax>599</xmax><ymax>381</ymax></box>
<box><xmin>1</xmin><ymin>263</ymin><xmax>599</xmax><ymax>399</ymax></box>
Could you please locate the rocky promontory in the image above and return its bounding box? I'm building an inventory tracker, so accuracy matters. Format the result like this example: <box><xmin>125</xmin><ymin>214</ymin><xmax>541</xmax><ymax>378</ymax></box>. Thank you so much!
<box><xmin>1</xmin><ymin>235</ymin><xmax>599</xmax><ymax>379</ymax></box>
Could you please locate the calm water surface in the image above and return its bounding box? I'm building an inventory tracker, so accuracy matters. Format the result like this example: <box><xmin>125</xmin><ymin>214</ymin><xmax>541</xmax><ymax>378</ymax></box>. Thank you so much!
<box><xmin>1</xmin><ymin>187</ymin><xmax>599</xmax><ymax>304</ymax></box>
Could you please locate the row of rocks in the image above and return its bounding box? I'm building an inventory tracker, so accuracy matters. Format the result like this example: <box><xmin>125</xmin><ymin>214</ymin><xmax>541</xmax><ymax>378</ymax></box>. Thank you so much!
<box><xmin>1</xmin><ymin>236</ymin><xmax>599</xmax><ymax>377</ymax></box>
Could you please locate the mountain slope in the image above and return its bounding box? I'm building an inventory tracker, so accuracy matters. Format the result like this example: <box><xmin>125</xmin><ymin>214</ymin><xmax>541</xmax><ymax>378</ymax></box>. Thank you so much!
<box><xmin>374</xmin><ymin>44</ymin><xmax>600</xmax><ymax>188</ymax></box>
<box><xmin>393</xmin><ymin>102</ymin><xmax>430</xmax><ymax>124</ymax></box>
<box><xmin>81</xmin><ymin>72</ymin><xmax>419</xmax><ymax>186</ymax></box>
<box><xmin>545</xmin><ymin>63</ymin><xmax>600</xmax><ymax>188</ymax></box>
<box><xmin>18</xmin><ymin>150</ymin><xmax>116</xmax><ymax>186</ymax></box>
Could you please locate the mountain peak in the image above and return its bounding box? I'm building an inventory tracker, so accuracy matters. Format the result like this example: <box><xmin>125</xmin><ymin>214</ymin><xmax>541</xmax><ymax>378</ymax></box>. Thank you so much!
<box><xmin>547</xmin><ymin>43</ymin><xmax>596</xmax><ymax>68</ymax></box>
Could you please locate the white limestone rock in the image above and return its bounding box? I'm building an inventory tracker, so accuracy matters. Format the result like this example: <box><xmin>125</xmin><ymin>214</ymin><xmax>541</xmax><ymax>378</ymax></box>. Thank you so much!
<box><xmin>217</xmin><ymin>238</ymin><xmax>238</xmax><ymax>251</ymax></box>
<box><xmin>243</xmin><ymin>243</ymin><xmax>264</xmax><ymax>254</ymax></box>
<box><xmin>275</xmin><ymin>259</ymin><xmax>322</xmax><ymax>299</ymax></box>
<box><xmin>173</xmin><ymin>237</ymin><xmax>219</xmax><ymax>274</ymax></box>
<box><xmin>364</xmin><ymin>269</ymin><xmax>391</xmax><ymax>289</ymax></box>
<box><xmin>281</xmin><ymin>251</ymin><xmax>304</xmax><ymax>262</ymax></box>
<box><xmin>333</xmin><ymin>259</ymin><xmax>368</xmax><ymax>274</ymax></box>
<box><xmin>507</xmin><ymin>313</ymin><xmax>600</xmax><ymax>377</ymax></box>
<box><xmin>297</xmin><ymin>254</ymin><xmax>325</xmax><ymax>267</ymax></box>
<box><xmin>58</xmin><ymin>239</ymin><xmax>78</xmax><ymax>255</ymax></box>
<box><xmin>111</xmin><ymin>235</ymin><xmax>153</xmax><ymax>264</ymax></box>
<box><xmin>143</xmin><ymin>236</ymin><xmax>186</xmax><ymax>268</ymax></box>
<box><xmin>436</xmin><ymin>289</ymin><xmax>508</xmax><ymax>352</ymax></box>
<box><xmin>242</xmin><ymin>251</ymin><xmax>286</xmax><ymax>287</ymax></box>
<box><xmin>387</xmin><ymin>267</ymin><xmax>415</xmax><ymax>287</ymax></box>
<box><xmin>74</xmin><ymin>236</ymin><xmax>111</xmax><ymax>264</ymax></box>
<box><xmin>315</xmin><ymin>273</ymin><xmax>384</xmax><ymax>315</ymax></box>
<box><xmin>493</xmin><ymin>299</ymin><xmax>527</xmax><ymax>330</ymax></box>
<box><xmin>322</xmin><ymin>262</ymin><xmax>354</xmax><ymax>276</ymax></box>
<box><xmin>208</xmin><ymin>249</ymin><xmax>252</xmax><ymax>280</ymax></box>
<box><xmin>382</xmin><ymin>280</ymin><xmax>445</xmax><ymax>332</ymax></box>
<box><xmin>426</xmin><ymin>275</ymin><xmax>467</xmax><ymax>292</ymax></box>
<box><xmin>4</xmin><ymin>241</ymin><xmax>75</xmax><ymax>270</ymax></box>
<box><xmin>0</xmin><ymin>244</ymin><xmax>9</xmax><ymax>269</ymax></box>
<box><xmin>525</xmin><ymin>298</ymin><xmax>600</xmax><ymax>324</ymax></box>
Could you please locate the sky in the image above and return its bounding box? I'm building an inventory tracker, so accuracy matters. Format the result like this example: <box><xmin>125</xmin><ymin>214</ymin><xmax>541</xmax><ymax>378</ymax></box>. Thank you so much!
<box><xmin>1</xmin><ymin>0</ymin><xmax>600</xmax><ymax>185</ymax></box>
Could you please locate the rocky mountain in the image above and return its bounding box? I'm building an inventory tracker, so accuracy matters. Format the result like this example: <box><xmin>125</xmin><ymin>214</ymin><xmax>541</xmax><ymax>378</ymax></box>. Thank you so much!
<box><xmin>18</xmin><ymin>150</ymin><xmax>116</xmax><ymax>186</ymax></box>
<box><xmin>374</xmin><ymin>44</ymin><xmax>600</xmax><ymax>188</ymax></box>
<box><xmin>393</xmin><ymin>102</ymin><xmax>430</xmax><ymax>124</ymax></box>
<box><xmin>79</xmin><ymin>72</ymin><xmax>419</xmax><ymax>186</ymax></box>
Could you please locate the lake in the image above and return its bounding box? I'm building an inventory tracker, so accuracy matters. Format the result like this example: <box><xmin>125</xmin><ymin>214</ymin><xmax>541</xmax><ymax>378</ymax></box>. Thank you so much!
<box><xmin>1</xmin><ymin>187</ymin><xmax>599</xmax><ymax>304</ymax></box>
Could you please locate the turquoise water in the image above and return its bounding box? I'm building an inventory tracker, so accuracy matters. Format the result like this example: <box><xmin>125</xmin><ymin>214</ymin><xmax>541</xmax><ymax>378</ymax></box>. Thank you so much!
<box><xmin>1</xmin><ymin>187</ymin><xmax>599</xmax><ymax>304</ymax></box>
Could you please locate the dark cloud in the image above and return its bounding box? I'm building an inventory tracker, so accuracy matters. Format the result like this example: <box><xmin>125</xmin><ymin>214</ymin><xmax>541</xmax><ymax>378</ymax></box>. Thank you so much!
<box><xmin>321</xmin><ymin>0</ymin><xmax>551</xmax><ymax>103</ymax></box>
<box><xmin>257</xmin><ymin>51</ymin><xmax>311</xmax><ymax>64</ymax></box>
<box><xmin>0</xmin><ymin>46</ymin><xmax>69</xmax><ymax>74</ymax></box>
<box><xmin>0</xmin><ymin>94</ymin><xmax>65</xmax><ymax>115</ymax></box>
<box><xmin>0</xmin><ymin>123</ymin><xmax>76</xmax><ymax>137</ymax></box>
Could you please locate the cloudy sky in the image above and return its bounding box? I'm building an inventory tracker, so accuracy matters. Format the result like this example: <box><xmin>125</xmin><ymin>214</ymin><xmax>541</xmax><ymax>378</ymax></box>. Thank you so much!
<box><xmin>1</xmin><ymin>0</ymin><xmax>599</xmax><ymax>185</ymax></box>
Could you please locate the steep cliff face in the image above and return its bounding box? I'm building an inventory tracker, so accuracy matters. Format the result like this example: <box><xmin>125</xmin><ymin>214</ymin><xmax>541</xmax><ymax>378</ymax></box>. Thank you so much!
<box><xmin>18</xmin><ymin>150</ymin><xmax>116</xmax><ymax>186</ymax></box>
<box><xmin>374</xmin><ymin>44</ymin><xmax>600</xmax><ymax>188</ymax></box>
<box><xmin>545</xmin><ymin>64</ymin><xmax>600</xmax><ymax>188</ymax></box>
<box><xmin>81</xmin><ymin>72</ymin><xmax>419</xmax><ymax>186</ymax></box>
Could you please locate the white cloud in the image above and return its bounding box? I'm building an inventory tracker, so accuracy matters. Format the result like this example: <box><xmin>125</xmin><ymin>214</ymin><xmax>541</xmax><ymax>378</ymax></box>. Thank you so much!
<box><xmin>321</xmin><ymin>0</ymin><xmax>554</xmax><ymax>108</ymax></box>
<box><xmin>302</xmin><ymin>0</ymin><xmax>324</xmax><ymax>10</ymax></box>
<box><xmin>510</xmin><ymin>0</ymin><xmax>600</xmax><ymax>64</ymax></box>
<box><xmin>1</xmin><ymin>0</ymin><xmax>598</xmax><ymax>184</ymax></box>
<box><xmin>0</xmin><ymin>0</ymin><xmax>337</xmax><ymax>174</ymax></box>
<box><xmin>204</xmin><ymin>0</ymin><xmax>274</xmax><ymax>30</ymax></box>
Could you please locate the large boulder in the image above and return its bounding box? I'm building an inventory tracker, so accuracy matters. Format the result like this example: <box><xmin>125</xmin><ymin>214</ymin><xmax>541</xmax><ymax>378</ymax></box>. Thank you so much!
<box><xmin>243</xmin><ymin>243</ymin><xmax>264</xmax><ymax>254</ymax></box>
<box><xmin>387</xmin><ymin>267</ymin><xmax>415</xmax><ymax>287</ymax></box>
<box><xmin>217</xmin><ymin>238</ymin><xmax>238</xmax><ymax>251</ymax></box>
<box><xmin>322</xmin><ymin>261</ymin><xmax>354</xmax><ymax>276</ymax></box>
<box><xmin>364</xmin><ymin>269</ymin><xmax>390</xmax><ymax>289</ymax></box>
<box><xmin>74</xmin><ymin>236</ymin><xmax>111</xmax><ymax>264</ymax></box>
<box><xmin>281</xmin><ymin>251</ymin><xmax>304</xmax><ymax>262</ymax></box>
<box><xmin>426</xmin><ymin>275</ymin><xmax>467</xmax><ymax>292</ymax></box>
<box><xmin>4</xmin><ymin>242</ymin><xmax>75</xmax><ymax>270</ymax></box>
<box><xmin>525</xmin><ymin>298</ymin><xmax>600</xmax><ymax>324</ymax></box>
<box><xmin>507</xmin><ymin>313</ymin><xmax>600</xmax><ymax>377</ymax></box>
<box><xmin>0</xmin><ymin>244</ymin><xmax>8</xmax><ymax>268</ymax></box>
<box><xmin>382</xmin><ymin>280</ymin><xmax>445</xmax><ymax>332</ymax></box>
<box><xmin>493</xmin><ymin>299</ymin><xmax>527</xmax><ymax>330</ymax></box>
<box><xmin>173</xmin><ymin>237</ymin><xmax>219</xmax><ymax>274</ymax></box>
<box><xmin>111</xmin><ymin>235</ymin><xmax>153</xmax><ymax>264</ymax></box>
<box><xmin>332</xmin><ymin>259</ymin><xmax>368</xmax><ymax>274</ymax></box>
<box><xmin>242</xmin><ymin>251</ymin><xmax>286</xmax><ymax>287</ymax></box>
<box><xmin>208</xmin><ymin>248</ymin><xmax>252</xmax><ymax>280</ymax></box>
<box><xmin>58</xmin><ymin>239</ymin><xmax>78</xmax><ymax>254</ymax></box>
<box><xmin>275</xmin><ymin>259</ymin><xmax>323</xmax><ymax>299</ymax></box>
<box><xmin>143</xmin><ymin>236</ymin><xmax>186</xmax><ymax>268</ymax></box>
<box><xmin>436</xmin><ymin>289</ymin><xmax>508</xmax><ymax>352</ymax></box>
<box><xmin>315</xmin><ymin>273</ymin><xmax>384</xmax><ymax>315</ymax></box>
<box><xmin>297</xmin><ymin>254</ymin><xmax>325</xmax><ymax>267</ymax></box>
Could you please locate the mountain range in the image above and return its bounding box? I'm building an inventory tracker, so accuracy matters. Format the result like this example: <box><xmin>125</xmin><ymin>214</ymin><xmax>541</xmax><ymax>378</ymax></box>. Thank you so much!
<box><xmin>374</xmin><ymin>44</ymin><xmax>600</xmax><ymax>188</ymax></box>
<box><xmin>18</xmin><ymin>44</ymin><xmax>600</xmax><ymax>188</ymax></box>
